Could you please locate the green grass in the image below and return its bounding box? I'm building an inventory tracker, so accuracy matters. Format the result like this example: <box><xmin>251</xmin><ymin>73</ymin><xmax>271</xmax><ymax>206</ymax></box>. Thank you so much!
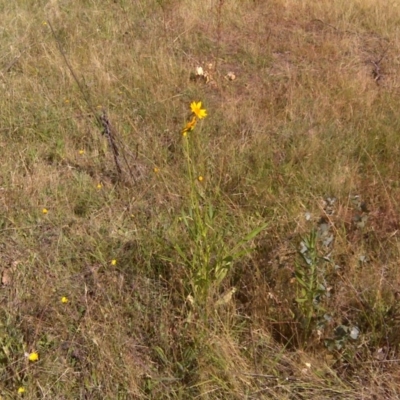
<box><xmin>1</xmin><ymin>0</ymin><xmax>400</xmax><ymax>398</ymax></box>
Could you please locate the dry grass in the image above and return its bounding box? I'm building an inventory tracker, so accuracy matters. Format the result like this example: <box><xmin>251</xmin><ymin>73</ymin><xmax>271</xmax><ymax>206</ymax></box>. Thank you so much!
<box><xmin>1</xmin><ymin>0</ymin><xmax>400</xmax><ymax>398</ymax></box>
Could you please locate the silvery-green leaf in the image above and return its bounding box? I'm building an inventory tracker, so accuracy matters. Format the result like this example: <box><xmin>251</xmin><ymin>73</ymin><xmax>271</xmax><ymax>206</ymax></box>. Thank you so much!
<box><xmin>324</xmin><ymin>314</ymin><xmax>332</xmax><ymax>322</ymax></box>
<box><xmin>300</xmin><ymin>241</ymin><xmax>308</xmax><ymax>254</ymax></box>
<box><xmin>323</xmin><ymin>235</ymin><xmax>334</xmax><ymax>247</ymax></box>
<box><xmin>326</xmin><ymin>197</ymin><xmax>336</xmax><ymax>205</ymax></box>
<box><xmin>318</xmin><ymin>223</ymin><xmax>330</xmax><ymax>234</ymax></box>
<box><xmin>350</xmin><ymin>326</ymin><xmax>360</xmax><ymax>340</ymax></box>
<box><xmin>359</xmin><ymin>255</ymin><xmax>368</xmax><ymax>263</ymax></box>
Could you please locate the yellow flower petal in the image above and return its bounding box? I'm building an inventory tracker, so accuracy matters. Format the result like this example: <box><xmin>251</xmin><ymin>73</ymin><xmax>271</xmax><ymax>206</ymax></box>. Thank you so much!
<box><xmin>61</xmin><ymin>296</ymin><xmax>69</xmax><ymax>304</ymax></box>
<box><xmin>182</xmin><ymin>116</ymin><xmax>197</xmax><ymax>135</ymax></box>
<box><xmin>28</xmin><ymin>352</ymin><xmax>39</xmax><ymax>362</ymax></box>
<box><xmin>190</xmin><ymin>101</ymin><xmax>207</xmax><ymax>119</ymax></box>
<box><xmin>42</xmin><ymin>208</ymin><xmax>48</xmax><ymax>214</ymax></box>
<box><xmin>111</xmin><ymin>259</ymin><xmax>117</xmax><ymax>266</ymax></box>
<box><xmin>18</xmin><ymin>387</ymin><xmax>25</xmax><ymax>394</ymax></box>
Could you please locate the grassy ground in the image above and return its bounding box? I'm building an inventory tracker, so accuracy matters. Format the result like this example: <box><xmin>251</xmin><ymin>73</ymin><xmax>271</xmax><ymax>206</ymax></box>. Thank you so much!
<box><xmin>1</xmin><ymin>0</ymin><xmax>400</xmax><ymax>398</ymax></box>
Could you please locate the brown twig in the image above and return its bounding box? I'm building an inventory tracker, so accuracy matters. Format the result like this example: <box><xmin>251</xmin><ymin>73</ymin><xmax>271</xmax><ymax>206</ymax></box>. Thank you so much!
<box><xmin>100</xmin><ymin>110</ymin><xmax>122</xmax><ymax>176</ymax></box>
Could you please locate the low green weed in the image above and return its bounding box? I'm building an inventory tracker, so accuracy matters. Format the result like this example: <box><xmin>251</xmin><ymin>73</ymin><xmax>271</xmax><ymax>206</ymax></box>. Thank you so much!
<box><xmin>295</xmin><ymin>228</ymin><xmax>331</xmax><ymax>345</ymax></box>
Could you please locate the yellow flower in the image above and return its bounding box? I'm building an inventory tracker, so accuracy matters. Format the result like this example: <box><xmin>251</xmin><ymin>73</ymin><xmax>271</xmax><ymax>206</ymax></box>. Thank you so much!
<box><xmin>96</xmin><ymin>183</ymin><xmax>102</xmax><ymax>189</ymax></box>
<box><xmin>28</xmin><ymin>352</ymin><xmax>39</xmax><ymax>362</ymax></box>
<box><xmin>42</xmin><ymin>208</ymin><xmax>48</xmax><ymax>214</ymax></box>
<box><xmin>198</xmin><ymin>176</ymin><xmax>204</xmax><ymax>182</ymax></box>
<box><xmin>153</xmin><ymin>167</ymin><xmax>159</xmax><ymax>173</ymax></box>
<box><xmin>61</xmin><ymin>296</ymin><xmax>69</xmax><ymax>304</ymax></box>
<box><xmin>78</xmin><ymin>150</ymin><xmax>85</xmax><ymax>155</ymax></box>
<box><xmin>111</xmin><ymin>259</ymin><xmax>117</xmax><ymax>266</ymax></box>
<box><xmin>182</xmin><ymin>116</ymin><xmax>197</xmax><ymax>135</ymax></box>
<box><xmin>190</xmin><ymin>101</ymin><xmax>207</xmax><ymax>119</ymax></box>
<box><xmin>18</xmin><ymin>387</ymin><xmax>25</xmax><ymax>394</ymax></box>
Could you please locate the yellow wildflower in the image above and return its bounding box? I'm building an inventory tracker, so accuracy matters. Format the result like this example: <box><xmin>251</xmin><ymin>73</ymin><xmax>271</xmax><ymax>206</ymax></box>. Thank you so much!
<box><xmin>198</xmin><ymin>176</ymin><xmax>204</xmax><ymax>182</ymax></box>
<box><xmin>18</xmin><ymin>387</ymin><xmax>25</xmax><ymax>394</ymax></box>
<box><xmin>190</xmin><ymin>101</ymin><xmax>207</xmax><ymax>119</ymax></box>
<box><xmin>78</xmin><ymin>150</ymin><xmax>85</xmax><ymax>155</ymax></box>
<box><xmin>153</xmin><ymin>167</ymin><xmax>159</xmax><ymax>173</ymax></box>
<box><xmin>61</xmin><ymin>296</ymin><xmax>69</xmax><ymax>304</ymax></box>
<box><xmin>111</xmin><ymin>259</ymin><xmax>117</xmax><ymax>266</ymax></box>
<box><xmin>96</xmin><ymin>183</ymin><xmax>102</xmax><ymax>189</ymax></box>
<box><xmin>182</xmin><ymin>116</ymin><xmax>197</xmax><ymax>135</ymax></box>
<box><xmin>28</xmin><ymin>352</ymin><xmax>39</xmax><ymax>362</ymax></box>
<box><xmin>42</xmin><ymin>208</ymin><xmax>48</xmax><ymax>214</ymax></box>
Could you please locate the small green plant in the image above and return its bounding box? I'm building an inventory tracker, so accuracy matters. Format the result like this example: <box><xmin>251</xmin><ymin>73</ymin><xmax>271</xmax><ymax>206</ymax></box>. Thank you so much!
<box><xmin>174</xmin><ymin>102</ymin><xmax>266</xmax><ymax>308</ymax></box>
<box><xmin>295</xmin><ymin>229</ymin><xmax>328</xmax><ymax>342</ymax></box>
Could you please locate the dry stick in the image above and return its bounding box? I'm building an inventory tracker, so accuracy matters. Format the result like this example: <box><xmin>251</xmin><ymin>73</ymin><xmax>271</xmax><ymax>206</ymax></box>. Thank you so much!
<box><xmin>99</xmin><ymin>110</ymin><xmax>142</xmax><ymax>185</ymax></box>
<box><xmin>47</xmin><ymin>20</ymin><xmax>124</xmax><ymax>178</ymax></box>
<box><xmin>98</xmin><ymin>109</ymin><xmax>141</xmax><ymax>183</ymax></box>
<box><xmin>100</xmin><ymin>110</ymin><xmax>122</xmax><ymax>175</ymax></box>
<box><xmin>107</xmin><ymin>116</ymin><xmax>142</xmax><ymax>183</ymax></box>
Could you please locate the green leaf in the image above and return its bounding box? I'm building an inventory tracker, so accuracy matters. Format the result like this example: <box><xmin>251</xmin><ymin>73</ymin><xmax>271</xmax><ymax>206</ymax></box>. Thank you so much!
<box><xmin>296</xmin><ymin>297</ymin><xmax>308</xmax><ymax>303</ymax></box>
<box><xmin>174</xmin><ymin>244</ymin><xmax>189</xmax><ymax>263</ymax></box>
<box><xmin>153</xmin><ymin>346</ymin><xmax>169</xmax><ymax>366</ymax></box>
<box><xmin>207</xmin><ymin>204</ymin><xmax>215</xmax><ymax>220</ymax></box>
<box><xmin>242</xmin><ymin>224</ymin><xmax>268</xmax><ymax>242</ymax></box>
<box><xmin>222</xmin><ymin>255</ymin><xmax>233</xmax><ymax>264</ymax></box>
<box><xmin>294</xmin><ymin>274</ymin><xmax>307</xmax><ymax>288</ymax></box>
<box><xmin>230</xmin><ymin>248</ymin><xmax>252</xmax><ymax>260</ymax></box>
<box><xmin>215</xmin><ymin>265</ymin><xmax>228</xmax><ymax>284</ymax></box>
